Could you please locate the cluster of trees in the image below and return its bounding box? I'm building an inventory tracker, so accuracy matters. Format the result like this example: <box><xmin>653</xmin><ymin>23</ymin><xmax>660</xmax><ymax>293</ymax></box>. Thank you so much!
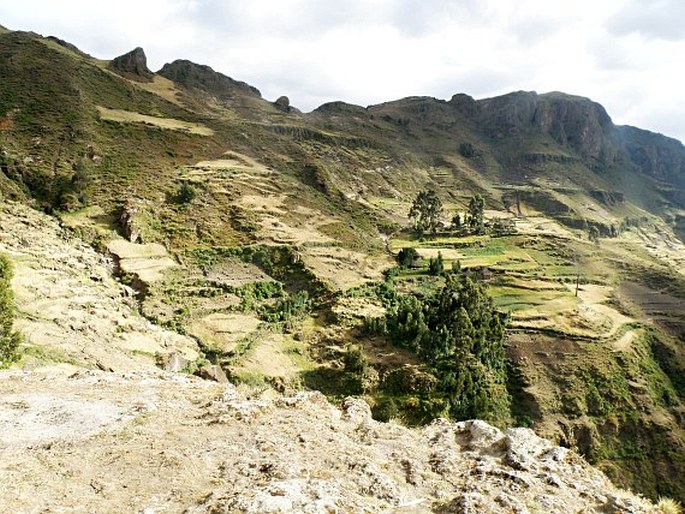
<box><xmin>260</xmin><ymin>290</ymin><xmax>310</xmax><ymax>324</ymax></box>
<box><xmin>409</xmin><ymin>190</ymin><xmax>489</xmax><ymax>236</ymax></box>
<box><xmin>0</xmin><ymin>254</ymin><xmax>21</xmax><ymax>367</ymax></box>
<box><xmin>366</xmin><ymin>268</ymin><xmax>511</xmax><ymax>423</ymax></box>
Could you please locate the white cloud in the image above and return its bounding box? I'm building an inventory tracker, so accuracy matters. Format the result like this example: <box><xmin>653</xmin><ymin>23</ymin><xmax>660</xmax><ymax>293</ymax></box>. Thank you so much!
<box><xmin>1</xmin><ymin>0</ymin><xmax>684</xmax><ymax>142</ymax></box>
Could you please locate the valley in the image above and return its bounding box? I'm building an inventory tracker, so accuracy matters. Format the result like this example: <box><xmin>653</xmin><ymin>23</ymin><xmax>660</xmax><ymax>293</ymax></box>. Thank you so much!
<box><xmin>0</xmin><ymin>28</ymin><xmax>684</xmax><ymax>508</ymax></box>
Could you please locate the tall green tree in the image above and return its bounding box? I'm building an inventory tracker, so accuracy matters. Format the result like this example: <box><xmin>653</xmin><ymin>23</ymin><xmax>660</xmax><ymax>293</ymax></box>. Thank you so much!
<box><xmin>381</xmin><ymin>272</ymin><xmax>510</xmax><ymax>424</ymax></box>
<box><xmin>466</xmin><ymin>194</ymin><xmax>485</xmax><ymax>234</ymax></box>
<box><xmin>409</xmin><ymin>190</ymin><xmax>443</xmax><ymax>235</ymax></box>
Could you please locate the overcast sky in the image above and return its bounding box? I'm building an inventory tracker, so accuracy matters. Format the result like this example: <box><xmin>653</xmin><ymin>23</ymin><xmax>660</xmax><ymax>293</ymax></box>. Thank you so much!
<box><xmin>2</xmin><ymin>0</ymin><xmax>684</xmax><ymax>142</ymax></box>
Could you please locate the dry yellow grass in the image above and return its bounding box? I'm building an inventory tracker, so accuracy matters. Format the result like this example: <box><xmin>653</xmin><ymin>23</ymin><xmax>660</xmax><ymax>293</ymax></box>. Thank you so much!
<box><xmin>96</xmin><ymin>106</ymin><xmax>214</xmax><ymax>136</ymax></box>
<box><xmin>657</xmin><ymin>497</ymin><xmax>682</xmax><ymax>514</ymax></box>
<box><xmin>188</xmin><ymin>313</ymin><xmax>261</xmax><ymax>353</ymax></box>
<box><xmin>134</xmin><ymin>75</ymin><xmax>184</xmax><ymax>106</ymax></box>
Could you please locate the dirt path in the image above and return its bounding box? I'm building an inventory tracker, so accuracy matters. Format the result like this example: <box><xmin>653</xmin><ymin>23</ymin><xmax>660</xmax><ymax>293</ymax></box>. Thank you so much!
<box><xmin>612</xmin><ymin>329</ymin><xmax>640</xmax><ymax>352</ymax></box>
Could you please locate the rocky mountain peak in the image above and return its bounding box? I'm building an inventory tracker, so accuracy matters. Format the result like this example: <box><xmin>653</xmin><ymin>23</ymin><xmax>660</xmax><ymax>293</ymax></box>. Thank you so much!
<box><xmin>448</xmin><ymin>93</ymin><xmax>478</xmax><ymax>117</ymax></box>
<box><xmin>157</xmin><ymin>59</ymin><xmax>261</xmax><ymax>100</ymax></box>
<box><xmin>476</xmin><ymin>90</ymin><xmax>620</xmax><ymax>164</ymax></box>
<box><xmin>109</xmin><ymin>47</ymin><xmax>153</xmax><ymax>82</ymax></box>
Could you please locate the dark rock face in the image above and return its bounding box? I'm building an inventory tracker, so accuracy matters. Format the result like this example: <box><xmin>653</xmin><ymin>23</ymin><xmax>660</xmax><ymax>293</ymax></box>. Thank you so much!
<box><xmin>274</xmin><ymin>95</ymin><xmax>291</xmax><ymax>112</ymax></box>
<box><xmin>534</xmin><ymin>92</ymin><xmax>617</xmax><ymax>163</ymax></box>
<box><xmin>109</xmin><ymin>47</ymin><xmax>153</xmax><ymax>82</ymax></box>
<box><xmin>619</xmin><ymin>125</ymin><xmax>685</xmax><ymax>186</ymax></box>
<box><xmin>196</xmin><ymin>364</ymin><xmax>229</xmax><ymax>383</ymax></box>
<box><xmin>449</xmin><ymin>93</ymin><xmax>478</xmax><ymax>117</ymax></box>
<box><xmin>46</xmin><ymin>36</ymin><xmax>91</xmax><ymax>57</ymax></box>
<box><xmin>157</xmin><ymin>59</ymin><xmax>261</xmax><ymax>100</ymax></box>
<box><xmin>476</xmin><ymin>91</ymin><xmax>616</xmax><ymax>161</ymax></box>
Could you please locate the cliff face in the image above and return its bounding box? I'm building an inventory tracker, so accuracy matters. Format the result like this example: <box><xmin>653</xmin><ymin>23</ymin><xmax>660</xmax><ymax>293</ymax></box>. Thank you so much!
<box><xmin>620</xmin><ymin>125</ymin><xmax>685</xmax><ymax>186</ymax></box>
<box><xmin>475</xmin><ymin>91</ymin><xmax>685</xmax><ymax>182</ymax></box>
<box><xmin>474</xmin><ymin>91</ymin><xmax>618</xmax><ymax>165</ymax></box>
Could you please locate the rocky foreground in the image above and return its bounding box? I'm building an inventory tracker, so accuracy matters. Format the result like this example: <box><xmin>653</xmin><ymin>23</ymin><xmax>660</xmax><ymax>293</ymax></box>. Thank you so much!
<box><xmin>0</xmin><ymin>368</ymin><xmax>658</xmax><ymax>514</ymax></box>
<box><xmin>0</xmin><ymin>201</ymin><xmax>663</xmax><ymax>513</ymax></box>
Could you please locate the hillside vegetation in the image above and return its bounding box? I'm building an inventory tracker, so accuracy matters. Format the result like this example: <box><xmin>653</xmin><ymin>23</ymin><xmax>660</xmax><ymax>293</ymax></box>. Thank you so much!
<box><xmin>0</xmin><ymin>28</ymin><xmax>684</xmax><ymax>504</ymax></box>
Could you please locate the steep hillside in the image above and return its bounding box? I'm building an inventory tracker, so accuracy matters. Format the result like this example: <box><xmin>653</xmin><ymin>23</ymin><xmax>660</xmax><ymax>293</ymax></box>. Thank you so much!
<box><xmin>1</xmin><ymin>27</ymin><xmax>684</xmax><ymax>505</ymax></box>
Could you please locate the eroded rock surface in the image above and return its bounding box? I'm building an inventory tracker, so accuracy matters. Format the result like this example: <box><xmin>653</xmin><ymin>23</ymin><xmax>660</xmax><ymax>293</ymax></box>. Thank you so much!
<box><xmin>0</xmin><ymin>369</ymin><xmax>658</xmax><ymax>514</ymax></box>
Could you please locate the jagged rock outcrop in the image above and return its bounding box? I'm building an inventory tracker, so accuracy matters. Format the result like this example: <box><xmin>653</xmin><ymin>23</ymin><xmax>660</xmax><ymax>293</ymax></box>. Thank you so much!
<box><xmin>0</xmin><ymin>370</ymin><xmax>660</xmax><ymax>513</ymax></box>
<box><xmin>313</xmin><ymin>101</ymin><xmax>368</xmax><ymax>116</ymax></box>
<box><xmin>449</xmin><ymin>93</ymin><xmax>478</xmax><ymax>117</ymax></box>
<box><xmin>157</xmin><ymin>59</ymin><xmax>261</xmax><ymax>101</ymax></box>
<box><xmin>109</xmin><ymin>47</ymin><xmax>153</xmax><ymax>82</ymax></box>
<box><xmin>477</xmin><ymin>91</ymin><xmax>620</xmax><ymax>164</ymax></box>
<box><xmin>46</xmin><ymin>36</ymin><xmax>91</xmax><ymax>57</ymax></box>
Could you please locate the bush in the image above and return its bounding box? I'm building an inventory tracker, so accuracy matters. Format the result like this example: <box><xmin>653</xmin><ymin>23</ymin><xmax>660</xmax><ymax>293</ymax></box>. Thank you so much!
<box><xmin>176</xmin><ymin>182</ymin><xmax>197</xmax><ymax>204</ymax></box>
<box><xmin>0</xmin><ymin>254</ymin><xmax>21</xmax><ymax>366</ymax></box>
<box><xmin>343</xmin><ymin>344</ymin><xmax>377</xmax><ymax>394</ymax></box>
<box><xmin>396</xmin><ymin>247</ymin><xmax>420</xmax><ymax>268</ymax></box>
<box><xmin>428</xmin><ymin>252</ymin><xmax>444</xmax><ymax>276</ymax></box>
<box><xmin>459</xmin><ymin>142</ymin><xmax>475</xmax><ymax>158</ymax></box>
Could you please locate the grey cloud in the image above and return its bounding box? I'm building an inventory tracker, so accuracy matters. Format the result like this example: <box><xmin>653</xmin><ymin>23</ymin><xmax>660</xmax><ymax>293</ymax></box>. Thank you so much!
<box><xmin>607</xmin><ymin>0</ymin><xmax>685</xmax><ymax>41</ymax></box>
<box><xmin>389</xmin><ymin>0</ymin><xmax>481</xmax><ymax>37</ymax></box>
<box><xmin>509</xmin><ymin>16</ymin><xmax>565</xmax><ymax>47</ymax></box>
<box><xmin>185</xmin><ymin>0</ymin><xmax>374</xmax><ymax>39</ymax></box>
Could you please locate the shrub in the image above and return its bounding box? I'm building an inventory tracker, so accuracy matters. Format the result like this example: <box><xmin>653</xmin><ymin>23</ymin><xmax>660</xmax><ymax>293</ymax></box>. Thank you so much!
<box><xmin>176</xmin><ymin>182</ymin><xmax>197</xmax><ymax>204</ymax></box>
<box><xmin>0</xmin><ymin>254</ymin><xmax>21</xmax><ymax>366</ymax></box>
<box><xmin>428</xmin><ymin>252</ymin><xmax>444</xmax><ymax>276</ymax></box>
<box><xmin>459</xmin><ymin>142</ymin><xmax>475</xmax><ymax>158</ymax></box>
<box><xmin>657</xmin><ymin>498</ymin><xmax>682</xmax><ymax>514</ymax></box>
<box><xmin>396</xmin><ymin>247</ymin><xmax>419</xmax><ymax>268</ymax></box>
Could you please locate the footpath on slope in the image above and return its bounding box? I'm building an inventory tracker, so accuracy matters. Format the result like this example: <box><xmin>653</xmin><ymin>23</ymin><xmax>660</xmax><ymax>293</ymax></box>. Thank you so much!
<box><xmin>0</xmin><ymin>200</ymin><xmax>661</xmax><ymax>513</ymax></box>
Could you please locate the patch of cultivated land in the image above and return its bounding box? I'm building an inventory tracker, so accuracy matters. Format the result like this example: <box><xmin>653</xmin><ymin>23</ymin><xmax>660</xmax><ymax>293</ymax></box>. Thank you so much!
<box><xmin>107</xmin><ymin>239</ymin><xmax>178</xmax><ymax>284</ymax></box>
<box><xmin>96</xmin><ymin>106</ymin><xmax>214</xmax><ymax>135</ymax></box>
<box><xmin>185</xmin><ymin>151</ymin><xmax>391</xmax><ymax>290</ymax></box>
<box><xmin>388</xmin><ymin>217</ymin><xmax>644</xmax><ymax>341</ymax></box>
<box><xmin>189</xmin><ymin>313</ymin><xmax>262</xmax><ymax>353</ymax></box>
<box><xmin>300</xmin><ymin>246</ymin><xmax>390</xmax><ymax>291</ymax></box>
